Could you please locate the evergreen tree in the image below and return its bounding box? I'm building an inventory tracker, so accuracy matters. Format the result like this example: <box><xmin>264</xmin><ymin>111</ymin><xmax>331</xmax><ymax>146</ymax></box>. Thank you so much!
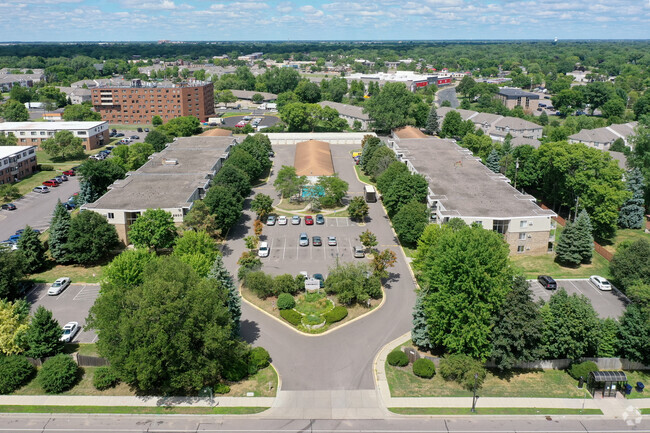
<box><xmin>78</xmin><ymin>180</ymin><xmax>95</xmax><ymax>205</ymax></box>
<box><xmin>490</xmin><ymin>276</ymin><xmax>543</xmax><ymax>370</ymax></box>
<box><xmin>618</xmin><ymin>304</ymin><xmax>650</xmax><ymax>365</ymax></box>
<box><xmin>425</xmin><ymin>104</ymin><xmax>439</xmax><ymax>135</ymax></box>
<box><xmin>17</xmin><ymin>226</ymin><xmax>45</xmax><ymax>273</ymax></box>
<box><xmin>618</xmin><ymin>167</ymin><xmax>646</xmax><ymax>229</ymax></box>
<box><xmin>486</xmin><ymin>149</ymin><xmax>501</xmax><ymax>173</ymax></box>
<box><xmin>597</xmin><ymin>318</ymin><xmax>619</xmax><ymax>358</ymax></box>
<box><xmin>49</xmin><ymin>201</ymin><xmax>71</xmax><ymax>263</ymax></box>
<box><xmin>411</xmin><ymin>290</ymin><xmax>433</xmax><ymax>351</ymax></box>
<box><xmin>207</xmin><ymin>255</ymin><xmax>241</xmax><ymax>337</ymax></box>
<box><xmin>24</xmin><ymin>306</ymin><xmax>64</xmax><ymax>360</ymax></box>
<box><xmin>556</xmin><ymin>211</ymin><xmax>593</xmax><ymax>266</ymax></box>
<box><xmin>574</xmin><ymin>210</ymin><xmax>594</xmax><ymax>263</ymax></box>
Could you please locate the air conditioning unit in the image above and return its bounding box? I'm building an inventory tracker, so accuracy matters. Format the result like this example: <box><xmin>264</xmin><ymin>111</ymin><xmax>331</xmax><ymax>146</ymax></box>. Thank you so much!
<box><xmin>527</xmin><ymin>234</ymin><xmax>532</xmax><ymax>239</ymax></box>
<box><xmin>528</xmin><ymin>221</ymin><xmax>533</xmax><ymax>226</ymax></box>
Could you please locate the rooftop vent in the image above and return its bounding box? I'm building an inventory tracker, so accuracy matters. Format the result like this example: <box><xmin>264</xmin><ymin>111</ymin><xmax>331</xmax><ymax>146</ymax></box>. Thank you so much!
<box><xmin>162</xmin><ymin>158</ymin><xmax>178</xmax><ymax>166</ymax></box>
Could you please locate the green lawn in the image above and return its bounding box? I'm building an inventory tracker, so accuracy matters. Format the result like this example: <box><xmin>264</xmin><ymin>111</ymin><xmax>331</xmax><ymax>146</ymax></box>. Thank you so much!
<box><xmin>386</xmin><ymin>361</ymin><xmax>589</xmax><ymax>398</ymax></box>
<box><xmin>389</xmin><ymin>407</ymin><xmax>602</xmax><ymax>415</ymax></box>
<box><xmin>601</xmin><ymin>229</ymin><xmax>650</xmax><ymax>254</ymax></box>
<box><xmin>623</xmin><ymin>371</ymin><xmax>650</xmax><ymax>399</ymax></box>
<box><xmin>108</xmin><ymin>124</ymin><xmax>152</xmax><ymax>131</ymax></box>
<box><xmin>0</xmin><ymin>405</ymin><xmax>268</xmax><ymax>415</ymax></box>
<box><xmin>13</xmin><ymin>366</ymin><xmax>133</xmax><ymax>396</ymax></box>
<box><xmin>510</xmin><ymin>251</ymin><xmax>612</xmax><ymax>280</ymax></box>
<box><xmin>354</xmin><ymin>164</ymin><xmax>373</xmax><ymax>185</ymax></box>
<box><xmin>28</xmin><ymin>262</ymin><xmax>106</xmax><ymax>284</ymax></box>
<box><xmin>221</xmin><ymin>111</ymin><xmax>253</xmax><ymax>118</ymax></box>
<box><xmin>75</xmin><ymin>343</ymin><xmax>100</xmax><ymax>357</ymax></box>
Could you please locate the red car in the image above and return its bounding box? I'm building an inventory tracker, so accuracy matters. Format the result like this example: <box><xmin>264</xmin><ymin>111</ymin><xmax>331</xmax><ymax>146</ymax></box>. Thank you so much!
<box><xmin>42</xmin><ymin>180</ymin><xmax>59</xmax><ymax>187</ymax></box>
<box><xmin>304</xmin><ymin>215</ymin><xmax>314</xmax><ymax>225</ymax></box>
<box><xmin>63</xmin><ymin>170</ymin><xmax>75</xmax><ymax>176</ymax></box>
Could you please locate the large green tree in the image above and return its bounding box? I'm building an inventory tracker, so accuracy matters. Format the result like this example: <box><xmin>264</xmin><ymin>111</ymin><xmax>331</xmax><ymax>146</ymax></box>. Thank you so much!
<box><xmin>610</xmin><ymin>238</ymin><xmax>650</xmax><ymax>289</ymax></box>
<box><xmin>0</xmin><ymin>249</ymin><xmax>25</xmax><ymax>300</ymax></box>
<box><xmin>204</xmin><ymin>185</ymin><xmax>243</xmax><ymax>234</ymax></box>
<box><xmin>172</xmin><ymin>230</ymin><xmax>219</xmax><ymax>277</ymax></box>
<box><xmin>556</xmin><ymin>210</ymin><xmax>593</xmax><ymax>266</ymax></box>
<box><xmin>273</xmin><ymin>165</ymin><xmax>306</xmax><ymax>199</ymax></box>
<box><xmin>207</xmin><ymin>255</ymin><xmax>241</xmax><ymax>337</ymax></box>
<box><xmin>325</xmin><ymin>262</ymin><xmax>381</xmax><ymax>305</ymax></box>
<box><xmin>41</xmin><ymin>130</ymin><xmax>85</xmax><ymax>161</ymax></box>
<box><xmin>104</xmin><ymin>248</ymin><xmax>156</xmax><ymax>290</ymax></box>
<box><xmin>183</xmin><ymin>200</ymin><xmax>221</xmax><ymax>238</ymax></box>
<box><xmin>618</xmin><ymin>167</ymin><xmax>646</xmax><ymax>229</ymax></box>
<box><xmin>383</xmin><ymin>170</ymin><xmax>428</xmax><ymax>217</ymax></box>
<box><xmin>364</xmin><ymin>82</ymin><xmax>428</xmax><ymax>131</ymax></box>
<box><xmin>62</xmin><ymin>104</ymin><xmax>101</xmax><ymax>121</ymax></box>
<box><xmin>250</xmin><ymin>194</ymin><xmax>273</xmax><ymax>219</ymax></box>
<box><xmin>49</xmin><ymin>201</ymin><xmax>71</xmax><ymax>263</ymax></box>
<box><xmin>144</xmin><ymin>129</ymin><xmax>172</xmax><ymax>152</ymax></box>
<box><xmin>17</xmin><ymin>226</ymin><xmax>45</xmax><ymax>273</ymax></box>
<box><xmin>23</xmin><ymin>306</ymin><xmax>64</xmax><ymax>360</ymax></box>
<box><xmin>1</xmin><ymin>100</ymin><xmax>29</xmax><ymax>121</ymax></box>
<box><xmin>158</xmin><ymin>116</ymin><xmax>202</xmax><ymax>137</ymax></box>
<box><xmin>128</xmin><ymin>209</ymin><xmax>178</xmax><ymax>250</ymax></box>
<box><xmin>425</xmin><ymin>104</ymin><xmax>439</xmax><ymax>135</ymax></box>
<box><xmin>618</xmin><ymin>303</ymin><xmax>650</xmax><ymax>365</ymax></box>
<box><xmin>316</xmin><ymin>174</ymin><xmax>348</xmax><ymax>208</ymax></box>
<box><xmin>415</xmin><ymin>225</ymin><xmax>513</xmax><ymax>360</ymax></box>
<box><xmin>87</xmin><ymin>256</ymin><xmax>250</xmax><ymax>394</ymax></box>
<box><xmin>0</xmin><ymin>299</ymin><xmax>29</xmax><ymax>355</ymax></box>
<box><xmin>213</xmin><ymin>164</ymin><xmax>251</xmax><ymax>198</ymax></box>
<box><xmin>391</xmin><ymin>200</ymin><xmax>429</xmax><ymax>246</ymax></box>
<box><xmin>66</xmin><ymin>211</ymin><xmax>119</xmax><ymax>264</ymax></box>
<box><xmin>76</xmin><ymin>159</ymin><xmax>126</xmax><ymax>204</ymax></box>
<box><xmin>490</xmin><ymin>276</ymin><xmax>543</xmax><ymax>370</ymax></box>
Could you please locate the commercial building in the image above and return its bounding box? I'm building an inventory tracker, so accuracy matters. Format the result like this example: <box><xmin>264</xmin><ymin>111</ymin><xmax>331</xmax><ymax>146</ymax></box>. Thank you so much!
<box><xmin>346</xmin><ymin>71</ymin><xmax>451</xmax><ymax>92</ymax></box>
<box><xmin>388</xmin><ymin>135</ymin><xmax>556</xmax><ymax>255</ymax></box>
<box><xmin>91</xmin><ymin>80</ymin><xmax>215</xmax><ymax>124</ymax></box>
<box><xmin>0</xmin><ymin>121</ymin><xmax>109</xmax><ymax>151</ymax></box>
<box><xmin>495</xmin><ymin>88</ymin><xmax>540</xmax><ymax>113</ymax></box>
<box><xmin>0</xmin><ymin>146</ymin><xmax>38</xmax><ymax>185</ymax></box>
<box><xmin>83</xmin><ymin>136</ymin><xmax>235</xmax><ymax>244</ymax></box>
<box><xmin>568</xmin><ymin>122</ymin><xmax>638</xmax><ymax>151</ymax></box>
<box><xmin>318</xmin><ymin>101</ymin><xmax>370</xmax><ymax>130</ymax></box>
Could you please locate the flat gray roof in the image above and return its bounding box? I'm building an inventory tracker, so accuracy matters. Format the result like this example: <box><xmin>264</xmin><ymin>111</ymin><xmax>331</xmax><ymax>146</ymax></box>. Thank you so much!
<box><xmin>138</xmin><ymin>137</ymin><xmax>232</xmax><ymax>175</ymax></box>
<box><xmin>85</xmin><ymin>174</ymin><xmax>207</xmax><ymax>210</ymax></box>
<box><xmin>396</xmin><ymin>137</ymin><xmax>555</xmax><ymax>219</ymax></box>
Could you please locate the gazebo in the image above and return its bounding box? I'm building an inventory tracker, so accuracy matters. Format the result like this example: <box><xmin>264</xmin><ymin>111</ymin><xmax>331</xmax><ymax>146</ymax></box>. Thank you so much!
<box><xmin>588</xmin><ymin>371</ymin><xmax>628</xmax><ymax>398</ymax></box>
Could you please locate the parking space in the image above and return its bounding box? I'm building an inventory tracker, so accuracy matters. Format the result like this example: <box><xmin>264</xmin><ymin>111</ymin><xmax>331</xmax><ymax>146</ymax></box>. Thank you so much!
<box><xmin>529</xmin><ymin>278</ymin><xmax>627</xmax><ymax>319</ymax></box>
<box><xmin>26</xmin><ymin>283</ymin><xmax>100</xmax><ymax>343</ymax></box>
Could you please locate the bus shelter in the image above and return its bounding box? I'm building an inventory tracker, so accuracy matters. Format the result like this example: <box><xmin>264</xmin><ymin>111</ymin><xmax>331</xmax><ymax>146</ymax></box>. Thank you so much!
<box><xmin>588</xmin><ymin>371</ymin><xmax>628</xmax><ymax>398</ymax></box>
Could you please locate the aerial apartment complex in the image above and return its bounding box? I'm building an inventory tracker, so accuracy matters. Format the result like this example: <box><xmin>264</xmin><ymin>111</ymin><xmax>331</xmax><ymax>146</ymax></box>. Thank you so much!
<box><xmin>0</xmin><ymin>146</ymin><xmax>38</xmax><ymax>185</ymax></box>
<box><xmin>388</xmin><ymin>132</ymin><xmax>556</xmax><ymax>255</ymax></box>
<box><xmin>91</xmin><ymin>80</ymin><xmax>215</xmax><ymax>124</ymax></box>
<box><xmin>0</xmin><ymin>121</ymin><xmax>109</xmax><ymax>151</ymax></box>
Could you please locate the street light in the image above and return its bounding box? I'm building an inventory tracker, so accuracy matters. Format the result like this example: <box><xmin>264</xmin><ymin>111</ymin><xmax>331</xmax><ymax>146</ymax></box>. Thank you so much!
<box><xmin>471</xmin><ymin>373</ymin><xmax>479</xmax><ymax>413</ymax></box>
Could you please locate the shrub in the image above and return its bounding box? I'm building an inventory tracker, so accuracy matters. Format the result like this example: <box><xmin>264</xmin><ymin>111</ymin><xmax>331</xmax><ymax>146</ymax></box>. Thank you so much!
<box><xmin>39</xmin><ymin>164</ymin><xmax>55</xmax><ymax>171</ymax></box>
<box><xmin>248</xmin><ymin>347</ymin><xmax>271</xmax><ymax>375</ymax></box>
<box><xmin>37</xmin><ymin>354</ymin><xmax>78</xmax><ymax>394</ymax></box>
<box><xmin>438</xmin><ymin>353</ymin><xmax>486</xmax><ymax>390</ymax></box>
<box><xmin>323</xmin><ymin>306</ymin><xmax>348</xmax><ymax>323</ymax></box>
<box><xmin>568</xmin><ymin>361</ymin><xmax>599</xmax><ymax>381</ymax></box>
<box><xmin>0</xmin><ymin>355</ymin><xmax>34</xmax><ymax>394</ymax></box>
<box><xmin>92</xmin><ymin>367</ymin><xmax>120</xmax><ymax>391</ymax></box>
<box><xmin>277</xmin><ymin>293</ymin><xmax>296</xmax><ymax>310</ymax></box>
<box><xmin>413</xmin><ymin>358</ymin><xmax>436</xmax><ymax>379</ymax></box>
<box><xmin>274</xmin><ymin>273</ymin><xmax>298</xmax><ymax>295</ymax></box>
<box><xmin>244</xmin><ymin>271</ymin><xmax>274</xmax><ymax>299</ymax></box>
<box><xmin>280</xmin><ymin>309</ymin><xmax>302</xmax><ymax>326</ymax></box>
<box><xmin>223</xmin><ymin>358</ymin><xmax>249</xmax><ymax>382</ymax></box>
<box><xmin>387</xmin><ymin>350</ymin><xmax>409</xmax><ymax>367</ymax></box>
<box><xmin>215</xmin><ymin>383</ymin><xmax>230</xmax><ymax>394</ymax></box>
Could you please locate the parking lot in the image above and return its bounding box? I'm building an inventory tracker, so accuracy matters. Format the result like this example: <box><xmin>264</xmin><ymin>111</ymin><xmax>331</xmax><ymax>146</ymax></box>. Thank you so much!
<box><xmin>221</xmin><ymin>115</ymin><xmax>281</xmax><ymax>130</ymax></box>
<box><xmin>26</xmin><ymin>283</ymin><xmax>100</xmax><ymax>343</ymax></box>
<box><xmin>529</xmin><ymin>278</ymin><xmax>627</xmax><ymax>319</ymax></box>
<box><xmin>259</xmin><ymin>217</ymin><xmax>370</xmax><ymax>276</ymax></box>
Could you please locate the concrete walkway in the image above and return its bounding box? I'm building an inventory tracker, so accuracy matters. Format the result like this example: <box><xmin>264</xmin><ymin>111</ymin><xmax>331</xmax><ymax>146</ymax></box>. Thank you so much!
<box><xmin>374</xmin><ymin>332</ymin><xmax>650</xmax><ymax>420</ymax></box>
<box><xmin>0</xmin><ymin>395</ymin><xmax>273</xmax><ymax>408</ymax></box>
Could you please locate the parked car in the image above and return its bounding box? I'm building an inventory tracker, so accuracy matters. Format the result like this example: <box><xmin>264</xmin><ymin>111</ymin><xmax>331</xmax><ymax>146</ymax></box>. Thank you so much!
<box><xmin>51</xmin><ymin>177</ymin><xmax>62</xmax><ymax>184</ymax></box>
<box><xmin>109</xmin><ymin>131</ymin><xmax>116</xmax><ymax>137</ymax></box>
<box><xmin>144</xmin><ymin>128</ymin><xmax>150</xmax><ymax>132</ymax></box>
<box><xmin>42</xmin><ymin>180</ymin><xmax>58</xmax><ymax>187</ymax></box>
<box><xmin>266</xmin><ymin>215</ymin><xmax>276</xmax><ymax>226</ymax></box>
<box><xmin>313</xmin><ymin>273</ymin><xmax>325</xmax><ymax>288</ymax></box>
<box><xmin>0</xmin><ymin>240</ymin><xmax>18</xmax><ymax>250</ymax></box>
<box><xmin>9</xmin><ymin>234</ymin><xmax>21</xmax><ymax>242</ymax></box>
<box><xmin>291</xmin><ymin>215</ymin><xmax>301</xmax><ymax>225</ymax></box>
<box><xmin>56</xmin><ymin>175</ymin><xmax>68</xmax><ymax>182</ymax></box>
<box><xmin>299</xmin><ymin>232</ymin><xmax>309</xmax><ymax>246</ymax></box>
<box><xmin>312</xmin><ymin>235</ymin><xmax>322</xmax><ymax>246</ymax></box>
<box><xmin>60</xmin><ymin>322</ymin><xmax>80</xmax><ymax>343</ymax></box>
<box><xmin>115</xmin><ymin>132</ymin><xmax>124</xmax><ymax>137</ymax></box>
<box><xmin>235</xmin><ymin>121</ymin><xmax>246</xmax><ymax>128</ymax></box>
<box><xmin>131</xmin><ymin>135</ymin><xmax>139</xmax><ymax>140</ymax></box>
<box><xmin>63</xmin><ymin>202</ymin><xmax>75</xmax><ymax>210</ymax></box>
<box><xmin>33</xmin><ymin>186</ymin><xmax>50</xmax><ymax>193</ymax></box>
<box><xmin>137</xmin><ymin>127</ymin><xmax>143</xmax><ymax>132</ymax></box>
<box><xmin>353</xmin><ymin>246</ymin><xmax>365</xmax><ymax>258</ymax></box>
<box><xmin>327</xmin><ymin>236</ymin><xmax>337</xmax><ymax>246</ymax></box>
<box><xmin>243</xmin><ymin>115</ymin><xmax>252</xmax><ymax>121</ymax></box>
<box><xmin>537</xmin><ymin>275</ymin><xmax>557</xmax><ymax>290</ymax></box>
<box><xmin>1</xmin><ymin>203</ymin><xmax>16</xmax><ymax>210</ymax></box>
<box><xmin>48</xmin><ymin>277</ymin><xmax>71</xmax><ymax>296</ymax></box>
<box><xmin>277</xmin><ymin>215</ymin><xmax>287</xmax><ymax>225</ymax></box>
<box><xmin>258</xmin><ymin>241</ymin><xmax>270</xmax><ymax>257</ymax></box>
<box><xmin>590</xmin><ymin>275</ymin><xmax>612</xmax><ymax>291</ymax></box>
<box><xmin>305</xmin><ymin>215</ymin><xmax>314</xmax><ymax>225</ymax></box>
<box><xmin>316</xmin><ymin>214</ymin><xmax>325</xmax><ymax>225</ymax></box>
<box><xmin>62</xmin><ymin>170</ymin><xmax>75</xmax><ymax>176</ymax></box>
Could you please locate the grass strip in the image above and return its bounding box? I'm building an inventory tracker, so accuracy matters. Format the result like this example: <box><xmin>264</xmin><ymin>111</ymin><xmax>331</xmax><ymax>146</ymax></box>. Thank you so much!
<box><xmin>641</xmin><ymin>408</ymin><xmax>650</xmax><ymax>415</ymax></box>
<box><xmin>0</xmin><ymin>405</ymin><xmax>268</xmax><ymax>415</ymax></box>
<box><xmin>389</xmin><ymin>407</ymin><xmax>602</xmax><ymax>415</ymax></box>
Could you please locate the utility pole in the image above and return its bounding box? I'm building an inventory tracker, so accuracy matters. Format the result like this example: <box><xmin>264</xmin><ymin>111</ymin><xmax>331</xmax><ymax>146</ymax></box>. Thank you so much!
<box><xmin>471</xmin><ymin>373</ymin><xmax>479</xmax><ymax>413</ymax></box>
<box><xmin>513</xmin><ymin>158</ymin><xmax>519</xmax><ymax>190</ymax></box>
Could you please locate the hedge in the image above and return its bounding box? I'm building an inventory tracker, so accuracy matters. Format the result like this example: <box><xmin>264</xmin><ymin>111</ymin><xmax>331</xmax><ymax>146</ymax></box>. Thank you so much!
<box><xmin>568</xmin><ymin>361</ymin><xmax>599</xmax><ymax>381</ymax></box>
<box><xmin>323</xmin><ymin>306</ymin><xmax>348</xmax><ymax>323</ymax></box>
<box><xmin>215</xmin><ymin>383</ymin><xmax>230</xmax><ymax>394</ymax></box>
<box><xmin>413</xmin><ymin>358</ymin><xmax>436</xmax><ymax>379</ymax></box>
<box><xmin>277</xmin><ymin>293</ymin><xmax>295</xmax><ymax>310</ymax></box>
<box><xmin>37</xmin><ymin>354</ymin><xmax>78</xmax><ymax>394</ymax></box>
<box><xmin>280</xmin><ymin>309</ymin><xmax>302</xmax><ymax>326</ymax></box>
<box><xmin>248</xmin><ymin>347</ymin><xmax>271</xmax><ymax>375</ymax></box>
<box><xmin>0</xmin><ymin>355</ymin><xmax>34</xmax><ymax>394</ymax></box>
<box><xmin>387</xmin><ymin>350</ymin><xmax>409</xmax><ymax>367</ymax></box>
<box><xmin>92</xmin><ymin>367</ymin><xmax>120</xmax><ymax>391</ymax></box>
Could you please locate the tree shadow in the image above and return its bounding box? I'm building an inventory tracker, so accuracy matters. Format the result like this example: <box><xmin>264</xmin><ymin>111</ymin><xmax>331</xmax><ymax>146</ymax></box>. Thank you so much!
<box><xmin>239</xmin><ymin>319</ymin><xmax>261</xmax><ymax>344</ymax></box>
<box><xmin>383</xmin><ymin>271</ymin><xmax>401</xmax><ymax>290</ymax></box>
<box><xmin>220</xmin><ymin>243</ymin><xmax>234</xmax><ymax>257</ymax></box>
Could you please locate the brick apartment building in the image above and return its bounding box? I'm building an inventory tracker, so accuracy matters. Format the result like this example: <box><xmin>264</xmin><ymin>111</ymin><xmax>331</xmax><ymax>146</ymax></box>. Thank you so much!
<box><xmin>0</xmin><ymin>121</ymin><xmax>109</xmax><ymax>151</ymax></box>
<box><xmin>0</xmin><ymin>146</ymin><xmax>38</xmax><ymax>185</ymax></box>
<box><xmin>91</xmin><ymin>80</ymin><xmax>215</xmax><ymax>124</ymax></box>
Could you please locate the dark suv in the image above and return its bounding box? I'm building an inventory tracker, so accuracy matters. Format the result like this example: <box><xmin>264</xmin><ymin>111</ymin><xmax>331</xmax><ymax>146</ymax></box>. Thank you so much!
<box><xmin>537</xmin><ymin>275</ymin><xmax>557</xmax><ymax>290</ymax></box>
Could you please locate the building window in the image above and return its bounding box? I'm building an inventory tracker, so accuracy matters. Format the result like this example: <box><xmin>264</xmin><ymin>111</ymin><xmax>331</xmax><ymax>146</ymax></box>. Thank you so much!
<box><xmin>519</xmin><ymin>232</ymin><xmax>526</xmax><ymax>240</ymax></box>
<box><xmin>107</xmin><ymin>213</ymin><xmax>114</xmax><ymax>219</ymax></box>
<box><xmin>493</xmin><ymin>220</ymin><xmax>509</xmax><ymax>235</ymax></box>
<box><xmin>520</xmin><ymin>220</ymin><xmax>527</xmax><ymax>228</ymax></box>
<box><xmin>517</xmin><ymin>245</ymin><xmax>525</xmax><ymax>253</ymax></box>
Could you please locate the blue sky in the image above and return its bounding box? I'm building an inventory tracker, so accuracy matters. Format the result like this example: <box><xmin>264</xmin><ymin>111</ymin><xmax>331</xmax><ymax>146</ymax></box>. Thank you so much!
<box><xmin>0</xmin><ymin>0</ymin><xmax>649</xmax><ymax>41</ymax></box>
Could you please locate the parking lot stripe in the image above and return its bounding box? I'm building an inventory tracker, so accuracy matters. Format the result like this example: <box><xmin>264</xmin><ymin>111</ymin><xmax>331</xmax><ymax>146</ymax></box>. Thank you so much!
<box><xmin>282</xmin><ymin>237</ymin><xmax>286</xmax><ymax>260</ymax></box>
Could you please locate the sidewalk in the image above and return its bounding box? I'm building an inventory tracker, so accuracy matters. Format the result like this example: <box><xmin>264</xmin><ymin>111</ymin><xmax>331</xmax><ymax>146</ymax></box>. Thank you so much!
<box><xmin>0</xmin><ymin>395</ymin><xmax>273</xmax><ymax>408</ymax></box>
<box><xmin>373</xmin><ymin>332</ymin><xmax>650</xmax><ymax>419</ymax></box>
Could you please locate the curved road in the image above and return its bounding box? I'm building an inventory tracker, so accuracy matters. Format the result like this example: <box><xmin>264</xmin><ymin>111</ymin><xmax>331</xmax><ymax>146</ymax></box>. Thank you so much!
<box><xmin>222</xmin><ymin>142</ymin><xmax>417</xmax><ymax>391</ymax></box>
<box><xmin>437</xmin><ymin>86</ymin><xmax>460</xmax><ymax>108</ymax></box>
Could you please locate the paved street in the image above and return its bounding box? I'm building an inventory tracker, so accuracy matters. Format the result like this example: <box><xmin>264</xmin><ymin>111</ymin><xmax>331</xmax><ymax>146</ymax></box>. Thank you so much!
<box><xmin>224</xmin><ymin>140</ymin><xmax>417</xmax><ymax>391</ymax></box>
<box><xmin>0</xmin><ymin>176</ymin><xmax>79</xmax><ymax>241</ymax></box>
<box><xmin>0</xmin><ymin>414</ymin><xmax>647</xmax><ymax>432</ymax></box>
<box><xmin>530</xmin><ymin>278</ymin><xmax>627</xmax><ymax>319</ymax></box>
<box><xmin>436</xmin><ymin>85</ymin><xmax>459</xmax><ymax>108</ymax></box>
<box><xmin>26</xmin><ymin>283</ymin><xmax>99</xmax><ymax>343</ymax></box>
